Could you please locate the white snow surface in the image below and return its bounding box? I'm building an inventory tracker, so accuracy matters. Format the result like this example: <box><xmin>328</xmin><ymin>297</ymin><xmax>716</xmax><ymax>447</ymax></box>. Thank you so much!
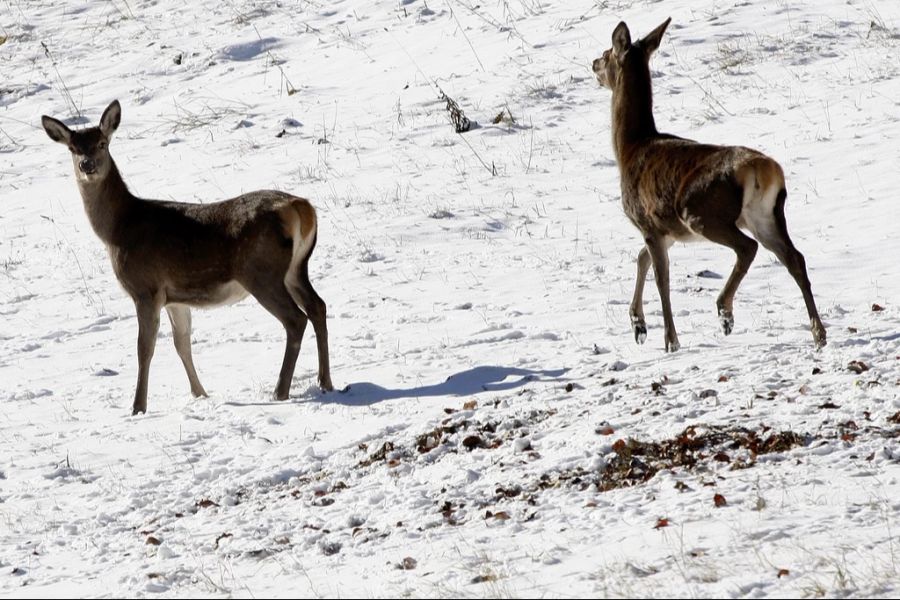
<box><xmin>1</xmin><ymin>0</ymin><xmax>899</xmax><ymax>597</ymax></box>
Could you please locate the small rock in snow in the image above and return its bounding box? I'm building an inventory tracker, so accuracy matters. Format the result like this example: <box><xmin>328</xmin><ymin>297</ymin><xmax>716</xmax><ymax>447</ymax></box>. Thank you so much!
<box><xmin>514</xmin><ymin>437</ymin><xmax>532</xmax><ymax>452</ymax></box>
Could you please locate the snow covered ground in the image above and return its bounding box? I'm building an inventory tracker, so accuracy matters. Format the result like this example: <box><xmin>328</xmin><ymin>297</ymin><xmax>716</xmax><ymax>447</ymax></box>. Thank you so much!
<box><xmin>1</xmin><ymin>0</ymin><xmax>899</xmax><ymax>596</ymax></box>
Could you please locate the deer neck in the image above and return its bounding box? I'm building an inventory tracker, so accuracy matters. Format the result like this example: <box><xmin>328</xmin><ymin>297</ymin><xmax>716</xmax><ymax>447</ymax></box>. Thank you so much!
<box><xmin>611</xmin><ymin>63</ymin><xmax>658</xmax><ymax>161</ymax></box>
<box><xmin>76</xmin><ymin>159</ymin><xmax>135</xmax><ymax>245</ymax></box>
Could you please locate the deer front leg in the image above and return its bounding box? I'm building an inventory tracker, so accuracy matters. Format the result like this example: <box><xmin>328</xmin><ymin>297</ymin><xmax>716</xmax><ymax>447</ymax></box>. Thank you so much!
<box><xmin>133</xmin><ymin>297</ymin><xmax>162</xmax><ymax>415</ymax></box>
<box><xmin>645</xmin><ymin>237</ymin><xmax>680</xmax><ymax>352</ymax></box>
<box><xmin>166</xmin><ymin>305</ymin><xmax>208</xmax><ymax>398</ymax></box>
<box><xmin>630</xmin><ymin>246</ymin><xmax>651</xmax><ymax>344</ymax></box>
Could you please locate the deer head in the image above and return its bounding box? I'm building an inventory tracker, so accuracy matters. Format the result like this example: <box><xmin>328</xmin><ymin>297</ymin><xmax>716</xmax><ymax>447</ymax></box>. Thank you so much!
<box><xmin>592</xmin><ymin>18</ymin><xmax>671</xmax><ymax>90</ymax></box>
<box><xmin>41</xmin><ymin>100</ymin><xmax>121</xmax><ymax>183</ymax></box>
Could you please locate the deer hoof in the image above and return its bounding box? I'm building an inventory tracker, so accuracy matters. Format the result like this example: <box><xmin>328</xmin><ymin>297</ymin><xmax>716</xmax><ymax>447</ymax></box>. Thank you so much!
<box><xmin>632</xmin><ymin>319</ymin><xmax>647</xmax><ymax>344</ymax></box>
<box><xmin>665</xmin><ymin>339</ymin><xmax>681</xmax><ymax>353</ymax></box>
<box><xmin>719</xmin><ymin>310</ymin><xmax>734</xmax><ymax>336</ymax></box>
<box><xmin>812</xmin><ymin>322</ymin><xmax>827</xmax><ymax>349</ymax></box>
<box><xmin>131</xmin><ymin>406</ymin><xmax>146</xmax><ymax>416</ymax></box>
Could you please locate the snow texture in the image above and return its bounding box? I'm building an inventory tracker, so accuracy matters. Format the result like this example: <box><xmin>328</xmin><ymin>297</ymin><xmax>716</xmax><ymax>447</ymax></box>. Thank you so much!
<box><xmin>1</xmin><ymin>0</ymin><xmax>899</xmax><ymax>597</ymax></box>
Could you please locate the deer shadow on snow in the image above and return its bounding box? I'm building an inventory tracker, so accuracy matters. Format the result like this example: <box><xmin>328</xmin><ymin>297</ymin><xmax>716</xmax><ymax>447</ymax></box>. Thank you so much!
<box><xmin>315</xmin><ymin>365</ymin><xmax>570</xmax><ymax>407</ymax></box>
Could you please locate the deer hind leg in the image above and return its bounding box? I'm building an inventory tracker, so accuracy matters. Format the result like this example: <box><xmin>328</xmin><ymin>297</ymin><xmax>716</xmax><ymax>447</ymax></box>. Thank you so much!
<box><xmin>681</xmin><ymin>176</ymin><xmax>756</xmax><ymax>336</ymax></box>
<box><xmin>630</xmin><ymin>246</ymin><xmax>651</xmax><ymax>344</ymax></box>
<box><xmin>279</xmin><ymin>200</ymin><xmax>333</xmax><ymax>393</ymax></box>
<box><xmin>133</xmin><ymin>295</ymin><xmax>163</xmax><ymax>415</ymax></box>
<box><xmin>701</xmin><ymin>224</ymin><xmax>758</xmax><ymax>336</ymax></box>
<box><xmin>165</xmin><ymin>304</ymin><xmax>208</xmax><ymax>398</ymax></box>
<box><xmin>750</xmin><ymin>190</ymin><xmax>826</xmax><ymax>347</ymax></box>
<box><xmin>645</xmin><ymin>236</ymin><xmax>680</xmax><ymax>352</ymax></box>
<box><xmin>249</xmin><ymin>280</ymin><xmax>310</xmax><ymax>400</ymax></box>
<box><xmin>285</xmin><ymin>255</ymin><xmax>333</xmax><ymax>392</ymax></box>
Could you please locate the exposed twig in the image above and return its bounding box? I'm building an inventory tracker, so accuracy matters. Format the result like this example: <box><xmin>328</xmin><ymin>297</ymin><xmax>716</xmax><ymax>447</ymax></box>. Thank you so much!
<box><xmin>449</xmin><ymin>5</ymin><xmax>485</xmax><ymax>72</ymax></box>
<box><xmin>448</xmin><ymin>0</ymin><xmax>529</xmax><ymax>45</ymax></box>
<box><xmin>456</xmin><ymin>132</ymin><xmax>496</xmax><ymax>176</ymax></box>
<box><xmin>40</xmin><ymin>41</ymin><xmax>82</xmax><ymax>120</ymax></box>
<box><xmin>525</xmin><ymin>117</ymin><xmax>534</xmax><ymax>174</ymax></box>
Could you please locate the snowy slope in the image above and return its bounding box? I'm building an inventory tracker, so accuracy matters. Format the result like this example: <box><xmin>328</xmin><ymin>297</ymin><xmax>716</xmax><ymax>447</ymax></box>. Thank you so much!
<box><xmin>1</xmin><ymin>0</ymin><xmax>899</xmax><ymax>596</ymax></box>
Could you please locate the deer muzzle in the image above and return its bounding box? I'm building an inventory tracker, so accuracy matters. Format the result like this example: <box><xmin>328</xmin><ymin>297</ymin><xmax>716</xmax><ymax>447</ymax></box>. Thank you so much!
<box><xmin>79</xmin><ymin>158</ymin><xmax>97</xmax><ymax>175</ymax></box>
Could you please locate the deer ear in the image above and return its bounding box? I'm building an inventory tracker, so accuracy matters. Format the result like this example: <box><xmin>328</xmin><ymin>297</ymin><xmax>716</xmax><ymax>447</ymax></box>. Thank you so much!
<box><xmin>641</xmin><ymin>17</ymin><xmax>671</xmax><ymax>56</ymax></box>
<box><xmin>99</xmin><ymin>100</ymin><xmax>121</xmax><ymax>138</ymax></box>
<box><xmin>612</xmin><ymin>22</ymin><xmax>632</xmax><ymax>55</ymax></box>
<box><xmin>41</xmin><ymin>115</ymin><xmax>72</xmax><ymax>145</ymax></box>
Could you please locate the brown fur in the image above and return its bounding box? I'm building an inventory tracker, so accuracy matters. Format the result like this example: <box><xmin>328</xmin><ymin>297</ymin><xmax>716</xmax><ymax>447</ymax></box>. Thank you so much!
<box><xmin>593</xmin><ymin>19</ymin><xmax>826</xmax><ymax>350</ymax></box>
<box><xmin>42</xmin><ymin>101</ymin><xmax>334</xmax><ymax>414</ymax></box>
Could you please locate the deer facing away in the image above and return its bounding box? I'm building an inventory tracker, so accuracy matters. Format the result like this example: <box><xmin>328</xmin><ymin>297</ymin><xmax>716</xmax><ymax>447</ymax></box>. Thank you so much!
<box><xmin>42</xmin><ymin>101</ymin><xmax>334</xmax><ymax>415</ymax></box>
<box><xmin>592</xmin><ymin>19</ymin><xmax>827</xmax><ymax>352</ymax></box>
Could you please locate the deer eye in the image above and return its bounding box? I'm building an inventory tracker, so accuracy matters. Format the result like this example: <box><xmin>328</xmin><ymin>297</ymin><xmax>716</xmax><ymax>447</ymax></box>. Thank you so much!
<box><xmin>98</xmin><ymin>141</ymin><xmax>107</xmax><ymax>150</ymax></box>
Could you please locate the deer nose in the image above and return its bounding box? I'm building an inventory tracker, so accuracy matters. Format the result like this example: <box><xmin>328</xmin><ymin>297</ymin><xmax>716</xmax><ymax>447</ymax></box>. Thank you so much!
<box><xmin>79</xmin><ymin>158</ymin><xmax>96</xmax><ymax>174</ymax></box>
<box><xmin>592</xmin><ymin>58</ymin><xmax>603</xmax><ymax>72</ymax></box>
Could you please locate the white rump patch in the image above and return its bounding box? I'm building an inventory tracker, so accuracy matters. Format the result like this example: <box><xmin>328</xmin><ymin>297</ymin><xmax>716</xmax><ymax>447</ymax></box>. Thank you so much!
<box><xmin>282</xmin><ymin>204</ymin><xmax>318</xmax><ymax>315</ymax></box>
<box><xmin>737</xmin><ymin>183</ymin><xmax>780</xmax><ymax>243</ymax></box>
